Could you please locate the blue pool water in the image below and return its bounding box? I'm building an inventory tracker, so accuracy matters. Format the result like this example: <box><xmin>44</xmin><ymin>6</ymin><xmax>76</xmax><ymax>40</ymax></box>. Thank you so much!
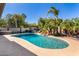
<box><xmin>15</xmin><ymin>33</ymin><xmax>69</xmax><ymax>49</ymax></box>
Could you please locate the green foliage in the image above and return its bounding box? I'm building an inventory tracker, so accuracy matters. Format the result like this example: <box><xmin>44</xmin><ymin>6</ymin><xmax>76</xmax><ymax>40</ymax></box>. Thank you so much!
<box><xmin>0</xmin><ymin>19</ymin><xmax>7</xmax><ymax>27</ymax></box>
<box><xmin>38</xmin><ymin>5</ymin><xmax>79</xmax><ymax>35</ymax></box>
<box><xmin>38</xmin><ymin>18</ymin><xmax>58</xmax><ymax>33</ymax></box>
<box><xmin>38</xmin><ymin>17</ymin><xmax>79</xmax><ymax>35</ymax></box>
<box><xmin>0</xmin><ymin>13</ymin><xmax>28</xmax><ymax>28</ymax></box>
<box><xmin>60</xmin><ymin>19</ymin><xmax>75</xmax><ymax>31</ymax></box>
<box><xmin>0</xmin><ymin>6</ymin><xmax>79</xmax><ymax>36</ymax></box>
<box><xmin>6</xmin><ymin>13</ymin><xmax>27</xmax><ymax>28</ymax></box>
<box><xmin>48</xmin><ymin>6</ymin><xmax>59</xmax><ymax>18</ymax></box>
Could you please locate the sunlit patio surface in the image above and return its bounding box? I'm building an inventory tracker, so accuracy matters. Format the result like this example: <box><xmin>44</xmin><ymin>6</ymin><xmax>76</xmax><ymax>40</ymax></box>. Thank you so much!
<box><xmin>4</xmin><ymin>34</ymin><xmax>79</xmax><ymax>56</ymax></box>
<box><xmin>0</xmin><ymin>35</ymin><xmax>36</xmax><ymax>56</ymax></box>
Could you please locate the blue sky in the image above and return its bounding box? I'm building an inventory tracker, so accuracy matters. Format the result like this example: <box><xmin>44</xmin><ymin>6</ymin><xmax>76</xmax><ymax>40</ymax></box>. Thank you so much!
<box><xmin>2</xmin><ymin>3</ymin><xmax>79</xmax><ymax>23</ymax></box>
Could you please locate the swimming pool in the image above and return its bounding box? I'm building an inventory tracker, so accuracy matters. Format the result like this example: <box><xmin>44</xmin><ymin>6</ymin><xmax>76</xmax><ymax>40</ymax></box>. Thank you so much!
<box><xmin>15</xmin><ymin>33</ymin><xmax>69</xmax><ymax>49</ymax></box>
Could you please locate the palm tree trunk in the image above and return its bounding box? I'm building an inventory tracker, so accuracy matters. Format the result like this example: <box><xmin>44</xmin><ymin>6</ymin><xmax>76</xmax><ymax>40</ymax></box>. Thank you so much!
<box><xmin>60</xmin><ymin>27</ymin><xmax>62</xmax><ymax>35</ymax></box>
<box><xmin>58</xmin><ymin>26</ymin><xmax>62</xmax><ymax>35</ymax></box>
<box><xmin>14</xmin><ymin>18</ymin><xmax>17</xmax><ymax>28</ymax></box>
<box><xmin>49</xmin><ymin>29</ymin><xmax>52</xmax><ymax>35</ymax></box>
<box><xmin>52</xmin><ymin>29</ymin><xmax>55</xmax><ymax>35</ymax></box>
<box><xmin>67</xmin><ymin>30</ymin><xmax>71</xmax><ymax>37</ymax></box>
<box><xmin>20</xmin><ymin>27</ymin><xmax>22</xmax><ymax>33</ymax></box>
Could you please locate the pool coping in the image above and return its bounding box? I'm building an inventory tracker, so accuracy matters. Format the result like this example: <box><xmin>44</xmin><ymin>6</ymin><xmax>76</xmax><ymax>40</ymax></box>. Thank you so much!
<box><xmin>3</xmin><ymin>33</ymin><xmax>79</xmax><ymax>56</ymax></box>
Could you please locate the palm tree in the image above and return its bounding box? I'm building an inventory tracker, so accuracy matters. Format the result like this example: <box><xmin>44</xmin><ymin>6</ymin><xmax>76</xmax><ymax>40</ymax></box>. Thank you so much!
<box><xmin>72</xmin><ymin>18</ymin><xmax>79</xmax><ymax>35</ymax></box>
<box><xmin>60</xmin><ymin>19</ymin><xmax>74</xmax><ymax>36</ymax></box>
<box><xmin>12</xmin><ymin>14</ymin><xmax>18</xmax><ymax>28</ymax></box>
<box><xmin>38</xmin><ymin>18</ymin><xmax>47</xmax><ymax>34</ymax></box>
<box><xmin>48</xmin><ymin>18</ymin><xmax>57</xmax><ymax>35</ymax></box>
<box><xmin>12</xmin><ymin>14</ymin><xmax>26</xmax><ymax>28</ymax></box>
<box><xmin>48</xmin><ymin>7</ymin><xmax>59</xmax><ymax>19</ymax></box>
<box><xmin>38</xmin><ymin>18</ymin><xmax>57</xmax><ymax>35</ymax></box>
<box><xmin>5</xmin><ymin>14</ymin><xmax>13</xmax><ymax>30</ymax></box>
<box><xmin>48</xmin><ymin>6</ymin><xmax>62</xmax><ymax>35</ymax></box>
<box><xmin>55</xmin><ymin>18</ymin><xmax>63</xmax><ymax>35</ymax></box>
<box><xmin>6</xmin><ymin>14</ymin><xmax>27</xmax><ymax>32</ymax></box>
<box><xmin>0</xmin><ymin>19</ymin><xmax>7</xmax><ymax>27</ymax></box>
<box><xmin>22</xmin><ymin>13</ymin><xmax>27</xmax><ymax>19</ymax></box>
<box><xmin>12</xmin><ymin>14</ymin><xmax>26</xmax><ymax>33</ymax></box>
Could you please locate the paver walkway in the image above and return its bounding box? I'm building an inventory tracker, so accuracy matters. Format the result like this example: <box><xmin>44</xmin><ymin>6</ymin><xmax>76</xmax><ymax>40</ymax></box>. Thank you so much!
<box><xmin>0</xmin><ymin>35</ymin><xmax>36</xmax><ymax>56</ymax></box>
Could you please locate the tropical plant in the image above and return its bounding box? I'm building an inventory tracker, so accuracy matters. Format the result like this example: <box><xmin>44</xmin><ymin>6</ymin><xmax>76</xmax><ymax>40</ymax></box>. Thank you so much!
<box><xmin>0</xmin><ymin>19</ymin><xmax>7</xmax><ymax>27</ymax></box>
<box><xmin>6</xmin><ymin>14</ymin><xmax>27</xmax><ymax>28</ymax></box>
<box><xmin>6</xmin><ymin>14</ymin><xmax>14</xmax><ymax>28</ymax></box>
<box><xmin>38</xmin><ymin>18</ymin><xmax>57</xmax><ymax>35</ymax></box>
<box><xmin>60</xmin><ymin>19</ymin><xmax>75</xmax><ymax>36</ymax></box>
<box><xmin>48</xmin><ymin>7</ymin><xmax>59</xmax><ymax>19</ymax></box>
<box><xmin>72</xmin><ymin>18</ymin><xmax>79</xmax><ymax>35</ymax></box>
<box><xmin>38</xmin><ymin>18</ymin><xmax>48</xmax><ymax>33</ymax></box>
<box><xmin>48</xmin><ymin>6</ymin><xmax>62</xmax><ymax>35</ymax></box>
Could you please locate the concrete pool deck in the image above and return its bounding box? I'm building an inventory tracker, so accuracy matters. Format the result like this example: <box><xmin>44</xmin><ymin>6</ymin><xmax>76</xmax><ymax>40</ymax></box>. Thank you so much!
<box><xmin>4</xmin><ymin>34</ymin><xmax>79</xmax><ymax>56</ymax></box>
<box><xmin>0</xmin><ymin>35</ymin><xmax>36</xmax><ymax>56</ymax></box>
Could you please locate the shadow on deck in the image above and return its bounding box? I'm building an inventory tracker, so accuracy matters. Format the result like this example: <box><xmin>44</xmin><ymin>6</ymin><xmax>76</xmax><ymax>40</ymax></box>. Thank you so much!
<box><xmin>0</xmin><ymin>35</ymin><xmax>36</xmax><ymax>56</ymax></box>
